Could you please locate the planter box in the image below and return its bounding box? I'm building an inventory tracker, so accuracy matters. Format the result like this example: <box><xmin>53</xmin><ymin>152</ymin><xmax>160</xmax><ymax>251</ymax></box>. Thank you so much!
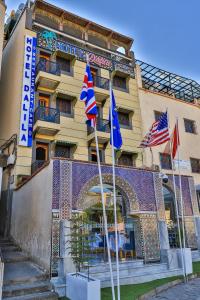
<box><xmin>177</xmin><ymin>248</ymin><xmax>193</xmax><ymax>274</ymax></box>
<box><xmin>66</xmin><ymin>272</ymin><xmax>100</xmax><ymax>300</ymax></box>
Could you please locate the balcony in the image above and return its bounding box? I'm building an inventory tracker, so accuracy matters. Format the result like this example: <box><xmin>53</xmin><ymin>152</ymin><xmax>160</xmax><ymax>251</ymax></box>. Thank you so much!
<box><xmin>35</xmin><ymin>59</ymin><xmax>61</xmax><ymax>92</ymax></box>
<box><xmin>87</xmin><ymin>118</ymin><xmax>110</xmax><ymax>144</ymax></box>
<box><xmin>93</xmin><ymin>75</ymin><xmax>110</xmax><ymax>102</ymax></box>
<box><xmin>31</xmin><ymin>160</ymin><xmax>46</xmax><ymax>174</ymax></box>
<box><xmin>33</xmin><ymin>106</ymin><xmax>61</xmax><ymax>136</ymax></box>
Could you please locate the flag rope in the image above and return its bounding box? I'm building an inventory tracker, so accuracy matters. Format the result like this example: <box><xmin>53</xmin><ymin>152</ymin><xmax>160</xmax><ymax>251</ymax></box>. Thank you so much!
<box><xmin>94</xmin><ymin>127</ymin><xmax>116</xmax><ymax>300</ymax></box>
<box><xmin>109</xmin><ymin>78</ymin><xmax>120</xmax><ymax>300</ymax></box>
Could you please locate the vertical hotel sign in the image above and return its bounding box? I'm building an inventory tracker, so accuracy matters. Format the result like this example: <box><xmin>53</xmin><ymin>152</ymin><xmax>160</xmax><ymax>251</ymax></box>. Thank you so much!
<box><xmin>19</xmin><ymin>35</ymin><xmax>37</xmax><ymax>147</ymax></box>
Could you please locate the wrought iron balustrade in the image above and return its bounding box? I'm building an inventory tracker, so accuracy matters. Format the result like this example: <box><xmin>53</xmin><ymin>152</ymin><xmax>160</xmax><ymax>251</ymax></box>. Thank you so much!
<box><xmin>93</xmin><ymin>75</ymin><xmax>109</xmax><ymax>90</ymax></box>
<box><xmin>34</xmin><ymin>106</ymin><xmax>60</xmax><ymax>124</ymax></box>
<box><xmin>87</xmin><ymin>118</ymin><xmax>110</xmax><ymax>135</ymax></box>
<box><xmin>31</xmin><ymin>160</ymin><xmax>46</xmax><ymax>174</ymax></box>
<box><xmin>36</xmin><ymin>59</ymin><xmax>61</xmax><ymax>76</ymax></box>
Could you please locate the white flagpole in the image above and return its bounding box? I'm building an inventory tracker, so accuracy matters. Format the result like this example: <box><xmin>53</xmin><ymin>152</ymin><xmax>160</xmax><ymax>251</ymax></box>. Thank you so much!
<box><xmin>109</xmin><ymin>76</ymin><xmax>120</xmax><ymax>300</ymax></box>
<box><xmin>94</xmin><ymin>121</ymin><xmax>116</xmax><ymax>300</ymax></box>
<box><xmin>176</xmin><ymin>118</ymin><xmax>187</xmax><ymax>281</ymax></box>
<box><xmin>167</xmin><ymin>113</ymin><xmax>186</xmax><ymax>282</ymax></box>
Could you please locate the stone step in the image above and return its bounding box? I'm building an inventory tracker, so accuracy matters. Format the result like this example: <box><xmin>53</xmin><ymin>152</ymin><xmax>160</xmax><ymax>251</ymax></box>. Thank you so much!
<box><xmin>3</xmin><ymin>251</ymin><xmax>29</xmax><ymax>263</ymax></box>
<box><xmin>3</xmin><ymin>281</ymin><xmax>51</xmax><ymax>297</ymax></box>
<box><xmin>85</xmin><ymin>260</ymin><xmax>144</xmax><ymax>274</ymax></box>
<box><xmin>86</xmin><ymin>262</ymin><xmax>168</xmax><ymax>277</ymax></box>
<box><xmin>100</xmin><ymin>268</ymin><xmax>182</xmax><ymax>288</ymax></box>
<box><xmin>1</xmin><ymin>245</ymin><xmax>20</xmax><ymax>252</ymax></box>
<box><xmin>2</xmin><ymin>291</ymin><xmax>58</xmax><ymax>300</ymax></box>
<box><xmin>3</xmin><ymin>261</ymin><xmax>48</xmax><ymax>286</ymax></box>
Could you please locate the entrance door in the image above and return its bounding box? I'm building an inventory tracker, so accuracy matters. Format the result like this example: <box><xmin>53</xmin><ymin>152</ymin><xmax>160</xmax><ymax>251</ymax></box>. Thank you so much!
<box><xmin>83</xmin><ymin>184</ymin><xmax>136</xmax><ymax>264</ymax></box>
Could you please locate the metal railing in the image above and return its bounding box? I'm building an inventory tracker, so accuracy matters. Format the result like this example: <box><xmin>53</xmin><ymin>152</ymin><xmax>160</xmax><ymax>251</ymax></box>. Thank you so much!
<box><xmin>31</xmin><ymin>160</ymin><xmax>46</xmax><ymax>174</ymax></box>
<box><xmin>88</xmin><ymin>118</ymin><xmax>110</xmax><ymax>135</ymax></box>
<box><xmin>36</xmin><ymin>59</ymin><xmax>61</xmax><ymax>76</ymax></box>
<box><xmin>0</xmin><ymin>248</ymin><xmax>4</xmax><ymax>300</ymax></box>
<box><xmin>93</xmin><ymin>75</ymin><xmax>109</xmax><ymax>90</ymax></box>
<box><xmin>34</xmin><ymin>106</ymin><xmax>60</xmax><ymax>124</ymax></box>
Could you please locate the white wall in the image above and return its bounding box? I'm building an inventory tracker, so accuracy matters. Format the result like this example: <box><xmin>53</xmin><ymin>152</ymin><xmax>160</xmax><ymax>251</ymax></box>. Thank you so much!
<box><xmin>11</xmin><ymin>161</ymin><xmax>53</xmax><ymax>270</ymax></box>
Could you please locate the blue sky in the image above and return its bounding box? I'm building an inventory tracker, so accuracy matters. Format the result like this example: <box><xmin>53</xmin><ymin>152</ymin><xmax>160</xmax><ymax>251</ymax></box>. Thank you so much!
<box><xmin>6</xmin><ymin>0</ymin><xmax>200</xmax><ymax>82</ymax></box>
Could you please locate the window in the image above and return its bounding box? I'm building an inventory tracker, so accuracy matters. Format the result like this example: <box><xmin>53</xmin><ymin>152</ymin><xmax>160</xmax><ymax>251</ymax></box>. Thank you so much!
<box><xmin>36</xmin><ymin>143</ymin><xmax>48</xmax><ymax>161</ymax></box>
<box><xmin>56</xmin><ymin>57</ymin><xmax>71</xmax><ymax>73</ymax></box>
<box><xmin>38</xmin><ymin>94</ymin><xmax>50</xmax><ymax>107</ymax></box>
<box><xmin>118</xmin><ymin>111</ymin><xmax>131</xmax><ymax>129</ymax></box>
<box><xmin>39</xmin><ymin>51</ymin><xmax>50</xmax><ymax>61</ymax></box>
<box><xmin>55</xmin><ymin>144</ymin><xmax>71</xmax><ymax>159</ymax></box>
<box><xmin>184</xmin><ymin>119</ymin><xmax>197</xmax><ymax>134</ymax></box>
<box><xmin>190</xmin><ymin>158</ymin><xmax>200</xmax><ymax>173</ymax></box>
<box><xmin>113</xmin><ymin>75</ymin><xmax>127</xmax><ymax>91</ymax></box>
<box><xmin>154</xmin><ymin>111</ymin><xmax>163</xmax><ymax>122</ymax></box>
<box><xmin>89</xmin><ymin>148</ymin><xmax>104</xmax><ymax>163</ymax></box>
<box><xmin>118</xmin><ymin>152</ymin><xmax>136</xmax><ymax>167</ymax></box>
<box><xmin>160</xmin><ymin>153</ymin><xmax>172</xmax><ymax>170</ymax></box>
<box><xmin>56</xmin><ymin>98</ymin><xmax>73</xmax><ymax>116</ymax></box>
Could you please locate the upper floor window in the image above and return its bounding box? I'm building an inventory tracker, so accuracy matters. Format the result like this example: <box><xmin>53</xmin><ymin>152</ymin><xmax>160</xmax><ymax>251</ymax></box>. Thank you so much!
<box><xmin>118</xmin><ymin>110</ymin><xmax>132</xmax><ymax>129</ymax></box>
<box><xmin>184</xmin><ymin>119</ymin><xmax>197</xmax><ymax>134</ymax></box>
<box><xmin>154</xmin><ymin>111</ymin><xmax>163</xmax><ymax>122</ymax></box>
<box><xmin>56</xmin><ymin>97</ymin><xmax>73</xmax><ymax>117</ymax></box>
<box><xmin>56</xmin><ymin>56</ymin><xmax>71</xmax><ymax>74</ymax></box>
<box><xmin>113</xmin><ymin>75</ymin><xmax>127</xmax><ymax>91</ymax></box>
<box><xmin>38</xmin><ymin>93</ymin><xmax>50</xmax><ymax>107</ymax></box>
<box><xmin>160</xmin><ymin>153</ymin><xmax>172</xmax><ymax>170</ymax></box>
<box><xmin>190</xmin><ymin>158</ymin><xmax>200</xmax><ymax>173</ymax></box>
<box><xmin>89</xmin><ymin>147</ymin><xmax>104</xmax><ymax>163</ymax></box>
<box><xmin>118</xmin><ymin>152</ymin><xmax>136</xmax><ymax>167</ymax></box>
<box><xmin>55</xmin><ymin>144</ymin><xmax>71</xmax><ymax>159</ymax></box>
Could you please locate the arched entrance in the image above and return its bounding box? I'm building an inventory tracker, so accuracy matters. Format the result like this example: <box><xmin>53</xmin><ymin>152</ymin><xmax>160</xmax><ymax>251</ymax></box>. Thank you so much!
<box><xmin>76</xmin><ymin>182</ymin><xmax>138</xmax><ymax>264</ymax></box>
<box><xmin>163</xmin><ymin>185</ymin><xmax>178</xmax><ymax>248</ymax></box>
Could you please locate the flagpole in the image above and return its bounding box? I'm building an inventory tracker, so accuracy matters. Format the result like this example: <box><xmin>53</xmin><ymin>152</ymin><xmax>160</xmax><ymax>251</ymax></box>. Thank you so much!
<box><xmin>94</xmin><ymin>127</ymin><xmax>116</xmax><ymax>300</ymax></box>
<box><xmin>176</xmin><ymin>118</ymin><xmax>187</xmax><ymax>282</ymax></box>
<box><xmin>167</xmin><ymin>113</ymin><xmax>186</xmax><ymax>282</ymax></box>
<box><xmin>109</xmin><ymin>74</ymin><xmax>120</xmax><ymax>300</ymax></box>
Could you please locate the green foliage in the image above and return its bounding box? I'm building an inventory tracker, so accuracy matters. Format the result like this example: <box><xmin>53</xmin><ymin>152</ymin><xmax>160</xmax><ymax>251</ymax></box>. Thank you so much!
<box><xmin>66</xmin><ymin>213</ymin><xmax>94</xmax><ymax>275</ymax></box>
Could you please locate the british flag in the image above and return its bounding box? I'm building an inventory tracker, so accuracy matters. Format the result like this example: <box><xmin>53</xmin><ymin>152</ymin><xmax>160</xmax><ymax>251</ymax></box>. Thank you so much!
<box><xmin>80</xmin><ymin>64</ymin><xmax>97</xmax><ymax>127</ymax></box>
<box><xmin>140</xmin><ymin>111</ymin><xmax>170</xmax><ymax>147</ymax></box>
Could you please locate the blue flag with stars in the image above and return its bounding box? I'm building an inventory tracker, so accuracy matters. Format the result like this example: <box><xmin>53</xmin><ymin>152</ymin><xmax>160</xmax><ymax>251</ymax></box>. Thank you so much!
<box><xmin>109</xmin><ymin>91</ymin><xmax>122</xmax><ymax>149</ymax></box>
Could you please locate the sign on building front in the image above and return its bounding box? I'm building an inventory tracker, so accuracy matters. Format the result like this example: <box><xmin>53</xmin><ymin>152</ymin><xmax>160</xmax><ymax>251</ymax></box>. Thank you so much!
<box><xmin>19</xmin><ymin>35</ymin><xmax>37</xmax><ymax>147</ymax></box>
<box><xmin>37</xmin><ymin>30</ymin><xmax>134</xmax><ymax>76</ymax></box>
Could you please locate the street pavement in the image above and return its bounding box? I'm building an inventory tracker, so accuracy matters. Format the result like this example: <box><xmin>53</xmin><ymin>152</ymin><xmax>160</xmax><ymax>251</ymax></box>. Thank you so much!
<box><xmin>149</xmin><ymin>278</ymin><xmax>200</xmax><ymax>300</ymax></box>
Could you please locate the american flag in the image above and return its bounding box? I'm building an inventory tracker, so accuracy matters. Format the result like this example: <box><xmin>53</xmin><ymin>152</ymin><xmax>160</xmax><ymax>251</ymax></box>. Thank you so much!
<box><xmin>140</xmin><ymin>112</ymin><xmax>170</xmax><ymax>148</ymax></box>
<box><xmin>80</xmin><ymin>63</ymin><xmax>97</xmax><ymax>127</ymax></box>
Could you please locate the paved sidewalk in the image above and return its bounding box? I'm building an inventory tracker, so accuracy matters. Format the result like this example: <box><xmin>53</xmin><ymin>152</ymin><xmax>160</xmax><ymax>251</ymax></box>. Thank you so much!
<box><xmin>149</xmin><ymin>278</ymin><xmax>200</xmax><ymax>300</ymax></box>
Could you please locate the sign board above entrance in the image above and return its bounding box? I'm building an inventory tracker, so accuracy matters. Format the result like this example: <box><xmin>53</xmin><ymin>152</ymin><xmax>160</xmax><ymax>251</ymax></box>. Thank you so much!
<box><xmin>37</xmin><ymin>30</ymin><xmax>134</xmax><ymax>76</ymax></box>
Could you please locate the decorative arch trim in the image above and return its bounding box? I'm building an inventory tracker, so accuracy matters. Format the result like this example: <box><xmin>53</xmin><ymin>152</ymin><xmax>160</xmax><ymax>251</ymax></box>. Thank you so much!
<box><xmin>76</xmin><ymin>173</ymin><xmax>140</xmax><ymax>212</ymax></box>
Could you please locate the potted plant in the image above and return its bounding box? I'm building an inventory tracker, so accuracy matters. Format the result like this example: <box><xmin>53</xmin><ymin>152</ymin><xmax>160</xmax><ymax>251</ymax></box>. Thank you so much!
<box><xmin>66</xmin><ymin>213</ymin><xmax>101</xmax><ymax>300</ymax></box>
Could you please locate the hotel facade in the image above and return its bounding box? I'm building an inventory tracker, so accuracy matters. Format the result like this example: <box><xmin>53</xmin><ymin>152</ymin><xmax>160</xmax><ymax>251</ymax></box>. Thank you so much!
<box><xmin>0</xmin><ymin>0</ymin><xmax>200</xmax><ymax>295</ymax></box>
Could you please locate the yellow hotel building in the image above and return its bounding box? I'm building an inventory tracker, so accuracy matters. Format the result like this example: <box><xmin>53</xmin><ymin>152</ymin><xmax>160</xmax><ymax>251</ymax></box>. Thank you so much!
<box><xmin>0</xmin><ymin>0</ymin><xmax>143</xmax><ymax>188</ymax></box>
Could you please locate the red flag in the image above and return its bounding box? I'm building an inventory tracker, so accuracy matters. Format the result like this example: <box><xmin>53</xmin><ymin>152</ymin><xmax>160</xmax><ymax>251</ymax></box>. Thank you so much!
<box><xmin>171</xmin><ymin>121</ymin><xmax>180</xmax><ymax>159</ymax></box>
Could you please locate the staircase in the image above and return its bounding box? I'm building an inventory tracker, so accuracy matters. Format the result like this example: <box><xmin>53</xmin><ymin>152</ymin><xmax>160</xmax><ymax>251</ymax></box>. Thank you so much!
<box><xmin>83</xmin><ymin>260</ymin><xmax>182</xmax><ymax>288</ymax></box>
<box><xmin>0</xmin><ymin>238</ymin><xmax>58</xmax><ymax>299</ymax></box>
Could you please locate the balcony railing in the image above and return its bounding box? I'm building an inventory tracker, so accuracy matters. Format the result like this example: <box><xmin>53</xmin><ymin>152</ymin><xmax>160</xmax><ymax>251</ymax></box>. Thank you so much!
<box><xmin>31</xmin><ymin>160</ymin><xmax>46</xmax><ymax>174</ymax></box>
<box><xmin>34</xmin><ymin>106</ymin><xmax>60</xmax><ymax>124</ymax></box>
<box><xmin>88</xmin><ymin>118</ymin><xmax>110</xmax><ymax>135</ymax></box>
<box><xmin>93</xmin><ymin>76</ymin><xmax>109</xmax><ymax>90</ymax></box>
<box><xmin>36</xmin><ymin>59</ymin><xmax>61</xmax><ymax>76</ymax></box>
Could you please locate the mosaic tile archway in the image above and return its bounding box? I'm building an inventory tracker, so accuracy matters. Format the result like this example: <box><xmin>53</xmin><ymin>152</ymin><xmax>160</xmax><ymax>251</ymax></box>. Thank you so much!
<box><xmin>76</xmin><ymin>173</ymin><xmax>140</xmax><ymax>213</ymax></box>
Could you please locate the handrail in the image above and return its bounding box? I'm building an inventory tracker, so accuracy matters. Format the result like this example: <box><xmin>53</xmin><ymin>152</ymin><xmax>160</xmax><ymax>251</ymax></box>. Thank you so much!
<box><xmin>88</xmin><ymin>118</ymin><xmax>110</xmax><ymax>135</ymax></box>
<box><xmin>36</xmin><ymin>59</ymin><xmax>61</xmax><ymax>76</ymax></box>
<box><xmin>34</xmin><ymin>106</ymin><xmax>60</xmax><ymax>124</ymax></box>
